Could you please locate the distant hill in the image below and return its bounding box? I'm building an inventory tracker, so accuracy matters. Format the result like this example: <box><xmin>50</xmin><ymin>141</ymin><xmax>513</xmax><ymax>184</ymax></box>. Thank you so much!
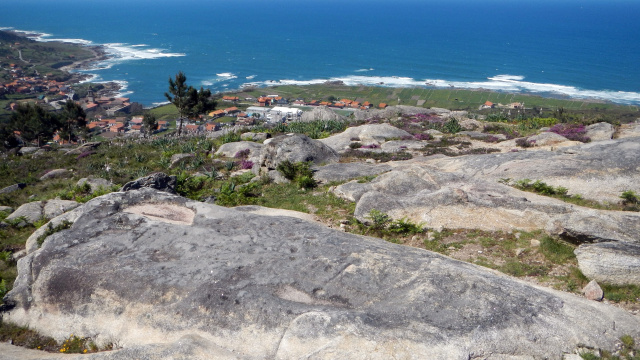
<box><xmin>0</xmin><ymin>30</ymin><xmax>33</xmax><ymax>43</ymax></box>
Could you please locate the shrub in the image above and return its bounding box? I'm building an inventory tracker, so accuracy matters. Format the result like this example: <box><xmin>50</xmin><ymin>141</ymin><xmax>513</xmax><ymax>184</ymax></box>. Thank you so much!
<box><xmin>234</xmin><ymin>149</ymin><xmax>250</xmax><ymax>159</ymax></box>
<box><xmin>349</xmin><ymin>142</ymin><xmax>362</xmax><ymax>149</ymax></box>
<box><xmin>414</xmin><ymin>133</ymin><xmax>432</xmax><ymax>141</ymax></box>
<box><xmin>515</xmin><ymin>137</ymin><xmax>535</xmax><ymax>148</ymax></box>
<box><xmin>276</xmin><ymin>160</ymin><xmax>298</xmax><ymax>180</ymax></box>
<box><xmin>539</xmin><ymin>236</ymin><xmax>575</xmax><ymax>264</ymax></box>
<box><xmin>76</xmin><ymin>151</ymin><xmax>95</xmax><ymax>160</ymax></box>
<box><xmin>220</xmin><ymin>132</ymin><xmax>241</xmax><ymax>144</ymax></box>
<box><xmin>361</xmin><ymin>143</ymin><xmax>380</xmax><ymax>149</ymax></box>
<box><xmin>443</xmin><ymin>118</ymin><xmax>462</xmax><ymax>134</ymax></box>
<box><xmin>36</xmin><ymin>220</ymin><xmax>73</xmax><ymax>247</ymax></box>
<box><xmin>224</xmin><ymin>161</ymin><xmax>235</xmax><ymax>171</ymax></box>
<box><xmin>276</xmin><ymin>160</ymin><xmax>313</xmax><ymax>181</ymax></box>
<box><xmin>367</xmin><ymin>209</ymin><xmax>390</xmax><ymax>230</ymax></box>
<box><xmin>549</xmin><ymin>123</ymin><xmax>590</xmax><ymax>143</ymax></box>
<box><xmin>620</xmin><ymin>190</ymin><xmax>639</xmax><ymax>205</ymax></box>
<box><xmin>297</xmin><ymin>175</ymin><xmax>317</xmax><ymax>190</ymax></box>
<box><xmin>238</xmin><ymin>160</ymin><xmax>254</xmax><ymax>170</ymax></box>
<box><xmin>388</xmin><ymin>218</ymin><xmax>424</xmax><ymax>234</ymax></box>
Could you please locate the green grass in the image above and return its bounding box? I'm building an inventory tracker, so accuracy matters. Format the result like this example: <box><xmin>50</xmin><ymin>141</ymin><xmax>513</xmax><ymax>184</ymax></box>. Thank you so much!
<box><xmin>147</xmin><ymin>104</ymin><xmax>180</xmax><ymax>120</ymax></box>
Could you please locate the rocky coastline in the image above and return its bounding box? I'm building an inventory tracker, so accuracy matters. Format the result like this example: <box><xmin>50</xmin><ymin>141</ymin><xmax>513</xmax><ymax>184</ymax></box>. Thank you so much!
<box><xmin>8</xmin><ymin>30</ymin><xmax>123</xmax><ymax>99</ymax></box>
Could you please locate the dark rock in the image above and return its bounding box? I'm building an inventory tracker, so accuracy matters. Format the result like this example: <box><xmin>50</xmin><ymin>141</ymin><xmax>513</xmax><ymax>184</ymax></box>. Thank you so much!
<box><xmin>120</xmin><ymin>172</ymin><xmax>177</xmax><ymax>194</ymax></box>
<box><xmin>4</xmin><ymin>189</ymin><xmax>639</xmax><ymax>359</ymax></box>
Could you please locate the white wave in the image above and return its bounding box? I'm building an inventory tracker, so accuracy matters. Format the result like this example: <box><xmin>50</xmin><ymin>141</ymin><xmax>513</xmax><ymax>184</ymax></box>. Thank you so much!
<box><xmin>150</xmin><ymin>101</ymin><xmax>171</xmax><ymax>108</ymax></box>
<box><xmin>243</xmin><ymin>74</ymin><xmax>640</xmax><ymax>105</ymax></box>
<box><xmin>102</xmin><ymin>43</ymin><xmax>185</xmax><ymax>62</ymax></box>
<box><xmin>216</xmin><ymin>72</ymin><xmax>235</xmax><ymax>77</ymax></box>
<box><xmin>488</xmin><ymin>74</ymin><xmax>525</xmax><ymax>82</ymax></box>
<box><xmin>131</xmin><ymin>44</ymin><xmax>149</xmax><ymax>47</ymax></box>
<box><xmin>201</xmin><ymin>81</ymin><xmax>213</xmax><ymax>86</ymax></box>
<box><xmin>246</xmin><ymin>75</ymin><xmax>257</xmax><ymax>79</ymax></box>
<box><xmin>78</xmin><ymin>73</ymin><xmax>101</xmax><ymax>84</ymax></box>
<box><xmin>354</xmin><ymin>68</ymin><xmax>375</xmax><ymax>72</ymax></box>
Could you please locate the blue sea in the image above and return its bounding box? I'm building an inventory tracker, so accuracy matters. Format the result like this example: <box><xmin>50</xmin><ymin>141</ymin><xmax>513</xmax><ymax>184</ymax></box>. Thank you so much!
<box><xmin>2</xmin><ymin>0</ymin><xmax>640</xmax><ymax>107</ymax></box>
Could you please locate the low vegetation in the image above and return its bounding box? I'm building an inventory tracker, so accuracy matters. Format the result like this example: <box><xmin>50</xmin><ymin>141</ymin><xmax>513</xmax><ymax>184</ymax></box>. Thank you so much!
<box><xmin>502</xmin><ymin>178</ymin><xmax>639</xmax><ymax>212</ymax></box>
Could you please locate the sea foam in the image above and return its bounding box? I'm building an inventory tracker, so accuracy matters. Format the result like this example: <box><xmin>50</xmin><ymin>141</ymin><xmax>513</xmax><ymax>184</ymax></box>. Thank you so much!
<box><xmin>242</xmin><ymin>74</ymin><xmax>640</xmax><ymax>105</ymax></box>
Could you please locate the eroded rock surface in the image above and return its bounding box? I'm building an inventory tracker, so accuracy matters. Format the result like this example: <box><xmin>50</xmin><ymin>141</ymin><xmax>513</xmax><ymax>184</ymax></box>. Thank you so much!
<box><xmin>3</xmin><ymin>189</ymin><xmax>640</xmax><ymax>359</ymax></box>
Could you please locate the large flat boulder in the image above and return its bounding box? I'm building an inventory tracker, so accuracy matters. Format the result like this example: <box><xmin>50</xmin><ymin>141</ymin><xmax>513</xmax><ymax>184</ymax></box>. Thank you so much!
<box><xmin>3</xmin><ymin>189</ymin><xmax>640</xmax><ymax>359</ymax></box>
<box><xmin>319</xmin><ymin>124</ymin><xmax>412</xmax><ymax>152</ymax></box>
<box><xmin>313</xmin><ymin>163</ymin><xmax>392</xmax><ymax>183</ymax></box>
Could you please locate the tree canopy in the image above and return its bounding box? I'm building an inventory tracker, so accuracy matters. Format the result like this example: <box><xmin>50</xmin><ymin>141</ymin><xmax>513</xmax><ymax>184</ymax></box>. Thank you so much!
<box><xmin>58</xmin><ymin>100</ymin><xmax>87</xmax><ymax>143</ymax></box>
<box><xmin>142</xmin><ymin>113</ymin><xmax>158</xmax><ymax>137</ymax></box>
<box><xmin>165</xmin><ymin>71</ymin><xmax>216</xmax><ymax>135</ymax></box>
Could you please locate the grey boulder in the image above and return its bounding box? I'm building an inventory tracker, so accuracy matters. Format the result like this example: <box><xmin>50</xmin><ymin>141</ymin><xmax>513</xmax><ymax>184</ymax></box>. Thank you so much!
<box><xmin>18</xmin><ymin>146</ymin><xmax>39</xmax><ymax>155</ymax></box>
<box><xmin>215</xmin><ymin>141</ymin><xmax>263</xmax><ymax>158</ymax></box>
<box><xmin>43</xmin><ymin>200</ymin><xmax>80</xmax><ymax>219</ymax></box>
<box><xmin>77</xmin><ymin>177</ymin><xmax>112</xmax><ymax>193</ymax></box>
<box><xmin>585</xmin><ymin>122</ymin><xmax>614</xmax><ymax>141</ymax></box>
<box><xmin>120</xmin><ymin>172</ymin><xmax>177</xmax><ymax>194</ymax></box>
<box><xmin>240</xmin><ymin>132</ymin><xmax>269</xmax><ymax>142</ymax></box>
<box><xmin>260</xmin><ymin>134</ymin><xmax>338</xmax><ymax>169</ymax></box>
<box><xmin>169</xmin><ymin>153</ymin><xmax>194</xmax><ymax>168</ymax></box>
<box><xmin>299</xmin><ymin>107</ymin><xmax>347</xmax><ymax>122</ymax></box>
<box><xmin>0</xmin><ymin>205</ymin><xmax>13</xmax><ymax>214</ymax></box>
<box><xmin>0</xmin><ymin>183</ymin><xmax>26</xmax><ymax>194</ymax></box>
<box><xmin>65</xmin><ymin>142</ymin><xmax>101</xmax><ymax>156</ymax></box>
<box><xmin>319</xmin><ymin>124</ymin><xmax>412</xmax><ymax>152</ymax></box>
<box><xmin>3</xmin><ymin>188</ymin><xmax>640</xmax><ymax>359</ymax></box>
<box><xmin>5</xmin><ymin>201</ymin><xmax>44</xmax><ymax>225</ymax></box>
<box><xmin>40</xmin><ymin>169</ymin><xmax>72</xmax><ymax>181</ymax></box>
<box><xmin>574</xmin><ymin>242</ymin><xmax>640</xmax><ymax>286</ymax></box>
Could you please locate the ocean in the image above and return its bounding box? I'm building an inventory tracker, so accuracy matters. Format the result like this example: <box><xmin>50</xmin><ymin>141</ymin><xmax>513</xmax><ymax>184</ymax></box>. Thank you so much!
<box><xmin>2</xmin><ymin>0</ymin><xmax>639</xmax><ymax>107</ymax></box>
